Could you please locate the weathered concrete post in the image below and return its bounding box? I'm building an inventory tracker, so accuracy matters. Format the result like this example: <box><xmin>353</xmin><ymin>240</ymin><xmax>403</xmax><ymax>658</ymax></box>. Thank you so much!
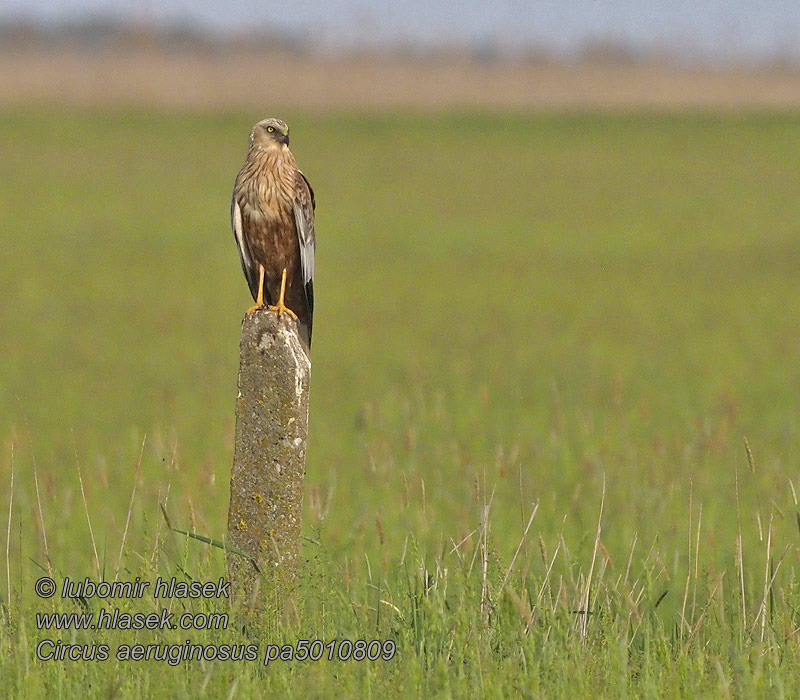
<box><xmin>227</xmin><ymin>310</ymin><xmax>310</xmax><ymax>611</ymax></box>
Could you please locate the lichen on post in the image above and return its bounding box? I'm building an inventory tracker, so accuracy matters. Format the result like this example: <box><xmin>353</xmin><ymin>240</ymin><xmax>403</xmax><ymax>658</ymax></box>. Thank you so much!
<box><xmin>226</xmin><ymin>309</ymin><xmax>310</xmax><ymax>612</ymax></box>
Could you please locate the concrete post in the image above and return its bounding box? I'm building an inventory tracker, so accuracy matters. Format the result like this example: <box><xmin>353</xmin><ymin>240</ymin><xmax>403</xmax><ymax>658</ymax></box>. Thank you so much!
<box><xmin>226</xmin><ymin>310</ymin><xmax>310</xmax><ymax>611</ymax></box>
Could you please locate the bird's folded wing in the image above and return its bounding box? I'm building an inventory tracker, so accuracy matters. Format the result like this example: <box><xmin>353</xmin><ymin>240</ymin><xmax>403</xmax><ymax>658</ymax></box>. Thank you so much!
<box><xmin>293</xmin><ymin>171</ymin><xmax>316</xmax><ymax>314</ymax></box>
<box><xmin>231</xmin><ymin>196</ymin><xmax>258</xmax><ymax>298</ymax></box>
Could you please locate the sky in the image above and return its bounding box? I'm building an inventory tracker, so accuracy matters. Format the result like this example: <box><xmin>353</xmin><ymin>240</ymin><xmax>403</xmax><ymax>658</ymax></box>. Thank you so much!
<box><xmin>2</xmin><ymin>0</ymin><xmax>799</xmax><ymax>61</ymax></box>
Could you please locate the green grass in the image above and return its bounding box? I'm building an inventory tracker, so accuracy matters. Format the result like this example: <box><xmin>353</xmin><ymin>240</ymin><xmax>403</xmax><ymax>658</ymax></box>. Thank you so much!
<box><xmin>1</xmin><ymin>108</ymin><xmax>800</xmax><ymax>698</ymax></box>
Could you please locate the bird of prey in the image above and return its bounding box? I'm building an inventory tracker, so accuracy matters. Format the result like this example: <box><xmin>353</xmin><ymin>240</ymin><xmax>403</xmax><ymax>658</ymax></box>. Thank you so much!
<box><xmin>231</xmin><ymin>117</ymin><xmax>315</xmax><ymax>350</ymax></box>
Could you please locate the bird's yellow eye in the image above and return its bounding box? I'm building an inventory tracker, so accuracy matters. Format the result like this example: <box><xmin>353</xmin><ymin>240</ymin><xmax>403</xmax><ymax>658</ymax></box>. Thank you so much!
<box><xmin>267</xmin><ymin>126</ymin><xmax>274</xmax><ymax>133</ymax></box>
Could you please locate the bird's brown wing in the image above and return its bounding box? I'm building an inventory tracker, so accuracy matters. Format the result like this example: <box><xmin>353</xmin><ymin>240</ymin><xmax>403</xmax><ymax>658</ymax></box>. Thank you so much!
<box><xmin>231</xmin><ymin>194</ymin><xmax>260</xmax><ymax>300</ymax></box>
<box><xmin>293</xmin><ymin>170</ymin><xmax>316</xmax><ymax>336</ymax></box>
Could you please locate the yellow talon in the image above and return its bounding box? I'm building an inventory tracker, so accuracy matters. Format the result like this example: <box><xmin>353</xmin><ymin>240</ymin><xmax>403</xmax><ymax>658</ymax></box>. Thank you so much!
<box><xmin>246</xmin><ymin>265</ymin><xmax>266</xmax><ymax>314</ymax></box>
<box><xmin>267</xmin><ymin>267</ymin><xmax>298</xmax><ymax>321</ymax></box>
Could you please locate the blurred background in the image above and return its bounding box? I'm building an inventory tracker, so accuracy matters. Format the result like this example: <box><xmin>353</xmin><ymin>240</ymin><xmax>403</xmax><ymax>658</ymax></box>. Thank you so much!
<box><xmin>2</xmin><ymin>0</ymin><xmax>800</xmax><ymax>110</ymax></box>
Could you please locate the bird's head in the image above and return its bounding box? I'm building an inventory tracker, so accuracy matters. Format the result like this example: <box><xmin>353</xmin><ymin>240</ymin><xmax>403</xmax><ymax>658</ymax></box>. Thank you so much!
<box><xmin>250</xmin><ymin>118</ymin><xmax>290</xmax><ymax>150</ymax></box>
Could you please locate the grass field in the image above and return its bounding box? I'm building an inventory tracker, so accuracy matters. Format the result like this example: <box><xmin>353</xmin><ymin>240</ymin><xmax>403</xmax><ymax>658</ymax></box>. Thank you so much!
<box><xmin>1</xmin><ymin>109</ymin><xmax>800</xmax><ymax>698</ymax></box>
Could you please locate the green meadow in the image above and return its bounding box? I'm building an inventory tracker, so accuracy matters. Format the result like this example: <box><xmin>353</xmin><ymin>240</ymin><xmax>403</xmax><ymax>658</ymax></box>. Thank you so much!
<box><xmin>1</xmin><ymin>109</ymin><xmax>799</xmax><ymax>697</ymax></box>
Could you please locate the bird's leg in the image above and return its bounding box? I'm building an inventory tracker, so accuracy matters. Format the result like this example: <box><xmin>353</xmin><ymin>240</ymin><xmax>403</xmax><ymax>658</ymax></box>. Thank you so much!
<box><xmin>267</xmin><ymin>267</ymin><xmax>298</xmax><ymax>321</ymax></box>
<box><xmin>246</xmin><ymin>265</ymin><xmax>266</xmax><ymax>314</ymax></box>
